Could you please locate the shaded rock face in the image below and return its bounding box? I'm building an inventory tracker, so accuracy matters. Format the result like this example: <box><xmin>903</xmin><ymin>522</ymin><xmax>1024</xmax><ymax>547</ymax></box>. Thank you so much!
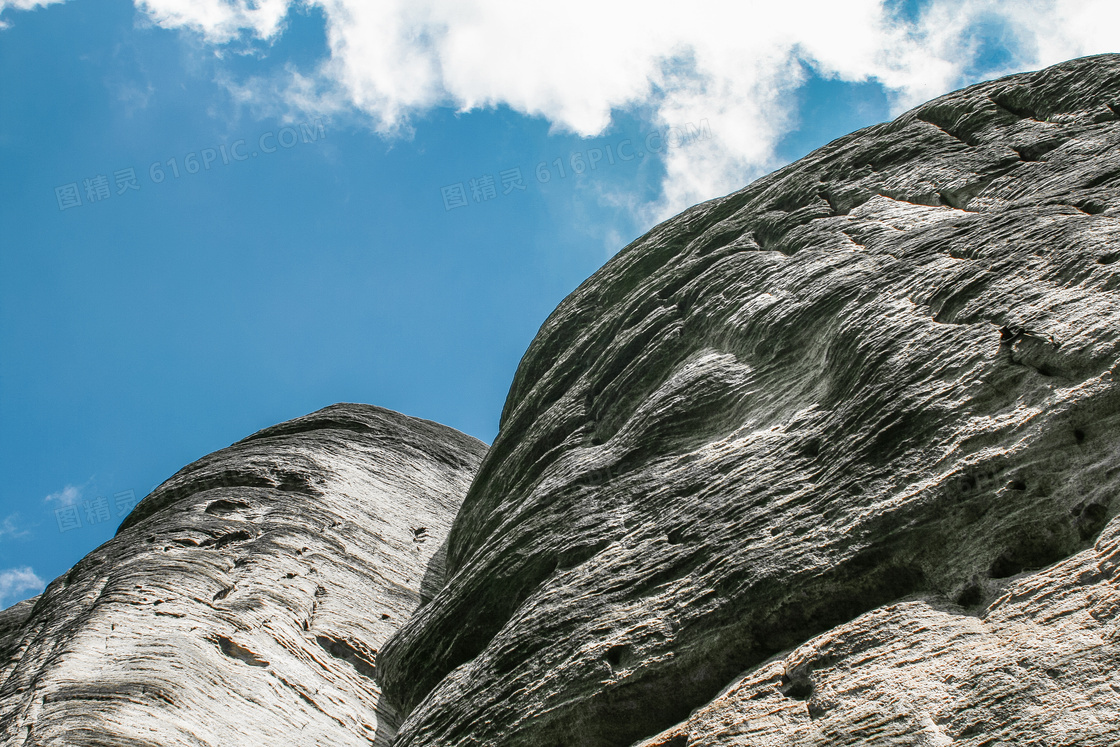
<box><xmin>0</xmin><ymin>598</ymin><xmax>37</xmax><ymax>667</ymax></box>
<box><xmin>378</xmin><ymin>55</ymin><xmax>1120</xmax><ymax>746</ymax></box>
<box><xmin>635</xmin><ymin>515</ymin><xmax>1120</xmax><ymax>746</ymax></box>
<box><xmin>0</xmin><ymin>404</ymin><xmax>486</xmax><ymax>747</ymax></box>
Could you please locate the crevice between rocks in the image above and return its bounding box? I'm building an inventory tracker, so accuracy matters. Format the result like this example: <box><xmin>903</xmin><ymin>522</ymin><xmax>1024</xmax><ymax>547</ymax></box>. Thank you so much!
<box><xmin>989</xmin><ymin>95</ymin><xmax>1041</xmax><ymax>121</ymax></box>
<box><xmin>916</xmin><ymin>114</ymin><xmax>980</xmax><ymax>148</ymax></box>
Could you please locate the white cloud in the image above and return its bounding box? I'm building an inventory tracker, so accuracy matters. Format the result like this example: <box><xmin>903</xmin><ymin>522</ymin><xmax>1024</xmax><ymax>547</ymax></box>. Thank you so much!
<box><xmin>0</xmin><ymin>566</ymin><xmax>44</xmax><ymax>607</ymax></box>
<box><xmin>134</xmin><ymin>0</ymin><xmax>290</xmax><ymax>43</ymax></box>
<box><xmin>48</xmin><ymin>0</ymin><xmax>1120</xmax><ymax>219</ymax></box>
<box><xmin>44</xmin><ymin>483</ymin><xmax>84</xmax><ymax>507</ymax></box>
<box><xmin>0</xmin><ymin>514</ymin><xmax>29</xmax><ymax>540</ymax></box>
<box><xmin>0</xmin><ymin>0</ymin><xmax>61</xmax><ymax>10</ymax></box>
<box><xmin>0</xmin><ymin>0</ymin><xmax>65</xmax><ymax>28</ymax></box>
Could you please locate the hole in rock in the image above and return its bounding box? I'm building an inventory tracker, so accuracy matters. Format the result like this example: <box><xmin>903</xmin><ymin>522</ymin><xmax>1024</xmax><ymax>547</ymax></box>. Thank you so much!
<box><xmin>316</xmin><ymin>635</ymin><xmax>377</xmax><ymax>679</ymax></box>
<box><xmin>780</xmin><ymin>673</ymin><xmax>813</xmax><ymax>701</ymax></box>
<box><xmin>959</xmin><ymin>722</ymin><xmax>986</xmax><ymax>737</ymax></box>
<box><xmin>1074</xmin><ymin>201</ymin><xmax>1106</xmax><ymax>215</ymax></box>
<box><xmin>1074</xmin><ymin>428</ymin><xmax>1086</xmax><ymax>444</ymax></box>
<box><xmin>199</xmin><ymin>530</ymin><xmax>252</xmax><ymax>550</ymax></box>
<box><xmin>605</xmin><ymin>645</ymin><xmax>627</xmax><ymax>668</ymax></box>
<box><xmin>988</xmin><ymin>532</ymin><xmax>1070</xmax><ymax>579</ymax></box>
<box><xmin>1076</xmin><ymin>501</ymin><xmax>1110</xmax><ymax>540</ymax></box>
<box><xmin>955</xmin><ymin>583</ymin><xmax>983</xmax><ymax>607</ymax></box>
<box><xmin>205</xmin><ymin>499</ymin><xmax>249</xmax><ymax>516</ymax></box>
<box><xmin>1009</xmin><ymin>479</ymin><xmax>1027</xmax><ymax>491</ymax></box>
<box><xmin>214</xmin><ymin>635</ymin><xmax>269</xmax><ymax>667</ymax></box>
<box><xmin>1098</xmin><ymin>252</ymin><xmax>1120</xmax><ymax>265</ymax></box>
<box><xmin>989</xmin><ymin>553</ymin><xmax>1021</xmax><ymax>579</ymax></box>
<box><xmin>275</xmin><ymin>470</ymin><xmax>318</xmax><ymax>494</ymax></box>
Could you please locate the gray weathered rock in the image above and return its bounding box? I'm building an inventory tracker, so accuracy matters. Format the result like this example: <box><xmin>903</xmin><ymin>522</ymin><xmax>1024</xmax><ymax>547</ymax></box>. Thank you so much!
<box><xmin>637</xmin><ymin>514</ymin><xmax>1120</xmax><ymax>746</ymax></box>
<box><xmin>0</xmin><ymin>403</ymin><xmax>486</xmax><ymax>747</ymax></box>
<box><xmin>378</xmin><ymin>54</ymin><xmax>1120</xmax><ymax>746</ymax></box>
<box><xmin>0</xmin><ymin>598</ymin><xmax>37</xmax><ymax>670</ymax></box>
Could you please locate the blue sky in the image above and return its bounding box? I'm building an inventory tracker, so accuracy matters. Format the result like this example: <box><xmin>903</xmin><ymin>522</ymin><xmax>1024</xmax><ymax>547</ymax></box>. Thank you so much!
<box><xmin>1</xmin><ymin>0</ymin><xmax>1117</xmax><ymax>607</ymax></box>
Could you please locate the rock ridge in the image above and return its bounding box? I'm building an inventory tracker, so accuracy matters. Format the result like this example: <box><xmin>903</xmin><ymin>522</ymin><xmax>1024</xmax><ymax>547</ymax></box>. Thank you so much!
<box><xmin>0</xmin><ymin>403</ymin><xmax>486</xmax><ymax>747</ymax></box>
<box><xmin>376</xmin><ymin>53</ymin><xmax>1120</xmax><ymax>746</ymax></box>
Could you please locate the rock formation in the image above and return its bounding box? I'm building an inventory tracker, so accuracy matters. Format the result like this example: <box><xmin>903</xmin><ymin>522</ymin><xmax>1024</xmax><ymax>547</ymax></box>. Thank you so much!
<box><xmin>635</xmin><ymin>515</ymin><xmax>1120</xmax><ymax>746</ymax></box>
<box><xmin>3</xmin><ymin>53</ymin><xmax>1120</xmax><ymax>747</ymax></box>
<box><xmin>0</xmin><ymin>404</ymin><xmax>487</xmax><ymax>746</ymax></box>
<box><xmin>377</xmin><ymin>54</ymin><xmax>1120</xmax><ymax>745</ymax></box>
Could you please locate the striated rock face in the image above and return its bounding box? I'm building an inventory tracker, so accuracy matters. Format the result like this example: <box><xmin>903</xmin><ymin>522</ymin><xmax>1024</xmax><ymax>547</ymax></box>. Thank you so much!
<box><xmin>0</xmin><ymin>598</ymin><xmax>37</xmax><ymax>668</ymax></box>
<box><xmin>637</xmin><ymin>515</ymin><xmax>1120</xmax><ymax>747</ymax></box>
<box><xmin>378</xmin><ymin>54</ymin><xmax>1120</xmax><ymax>745</ymax></box>
<box><xmin>0</xmin><ymin>404</ymin><xmax>486</xmax><ymax>747</ymax></box>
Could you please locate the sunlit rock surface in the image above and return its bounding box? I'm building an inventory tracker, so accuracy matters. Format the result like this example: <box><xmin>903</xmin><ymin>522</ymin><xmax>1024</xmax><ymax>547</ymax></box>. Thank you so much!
<box><xmin>4</xmin><ymin>53</ymin><xmax>1120</xmax><ymax>747</ymax></box>
<box><xmin>638</xmin><ymin>515</ymin><xmax>1120</xmax><ymax>747</ymax></box>
<box><xmin>0</xmin><ymin>404</ymin><xmax>486</xmax><ymax>747</ymax></box>
<box><xmin>377</xmin><ymin>54</ymin><xmax>1120</xmax><ymax>746</ymax></box>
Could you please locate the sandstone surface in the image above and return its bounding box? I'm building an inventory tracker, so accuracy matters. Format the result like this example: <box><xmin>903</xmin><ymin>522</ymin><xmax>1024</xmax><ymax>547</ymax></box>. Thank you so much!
<box><xmin>638</xmin><ymin>515</ymin><xmax>1120</xmax><ymax>746</ymax></box>
<box><xmin>378</xmin><ymin>54</ymin><xmax>1120</xmax><ymax>746</ymax></box>
<box><xmin>0</xmin><ymin>404</ymin><xmax>486</xmax><ymax>747</ymax></box>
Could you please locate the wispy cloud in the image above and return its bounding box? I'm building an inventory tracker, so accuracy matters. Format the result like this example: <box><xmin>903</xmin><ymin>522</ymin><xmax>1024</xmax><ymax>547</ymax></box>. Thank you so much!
<box><xmin>0</xmin><ymin>514</ymin><xmax>29</xmax><ymax>540</ymax></box>
<box><xmin>127</xmin><ymin>0</ymin><xmax>1120</xmax><ymax>222</ymax></box>
<box><xmin>6</xmin><ymin>0</ymin><xmax>1120</xmax><ymax>220</ymax></box>
<box><xmin>0</xmin><ymin>0</ymin><xmax>66</xmax><ymax>28</ymax></box>
<box><xmin>44</xmin><ymin>483</ymin><xmax>85</xmax><ymax>507</ymax></box>
<box><xmin>0</xmin><ymin>566</ymin><xmax>44</xmax><ymax>607</ymax></box>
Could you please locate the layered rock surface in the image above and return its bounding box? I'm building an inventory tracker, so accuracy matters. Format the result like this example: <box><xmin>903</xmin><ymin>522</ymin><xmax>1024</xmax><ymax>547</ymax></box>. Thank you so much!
<box><xmin>0</xmin><ymin>404</ymin><xmax>486</xmax><ymax>747</ymax></box>
<box><xmin>378</xmin><ymin>54</ymin><xmax>1120</xmax><ymax>745</ymax></box>
<box><xmin>4</xmin><ymin>54</ymin><xmax>1120</xmax><ymax>747</ymax></box>
<box><xmin>638</xmin><ymin>515</ymin><xmax>1120</xmax><ymax>746</ymax></box>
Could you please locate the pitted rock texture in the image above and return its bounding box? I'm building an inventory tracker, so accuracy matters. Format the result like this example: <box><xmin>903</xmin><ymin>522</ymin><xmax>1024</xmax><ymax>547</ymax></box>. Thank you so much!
<box><xmin>637</xmin><ymin>515</ymin><xmax>1120</xmax><ymax>747</ymax></box>
<box><xmin>0</xmin><ymin>404</ymin><xmax>485</xmax><ymax>747</ymax></box>
<box><xmin>378</xmin><ymin>54</ymin><xmax>1120</xmax><ymax>746</ymax></box>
